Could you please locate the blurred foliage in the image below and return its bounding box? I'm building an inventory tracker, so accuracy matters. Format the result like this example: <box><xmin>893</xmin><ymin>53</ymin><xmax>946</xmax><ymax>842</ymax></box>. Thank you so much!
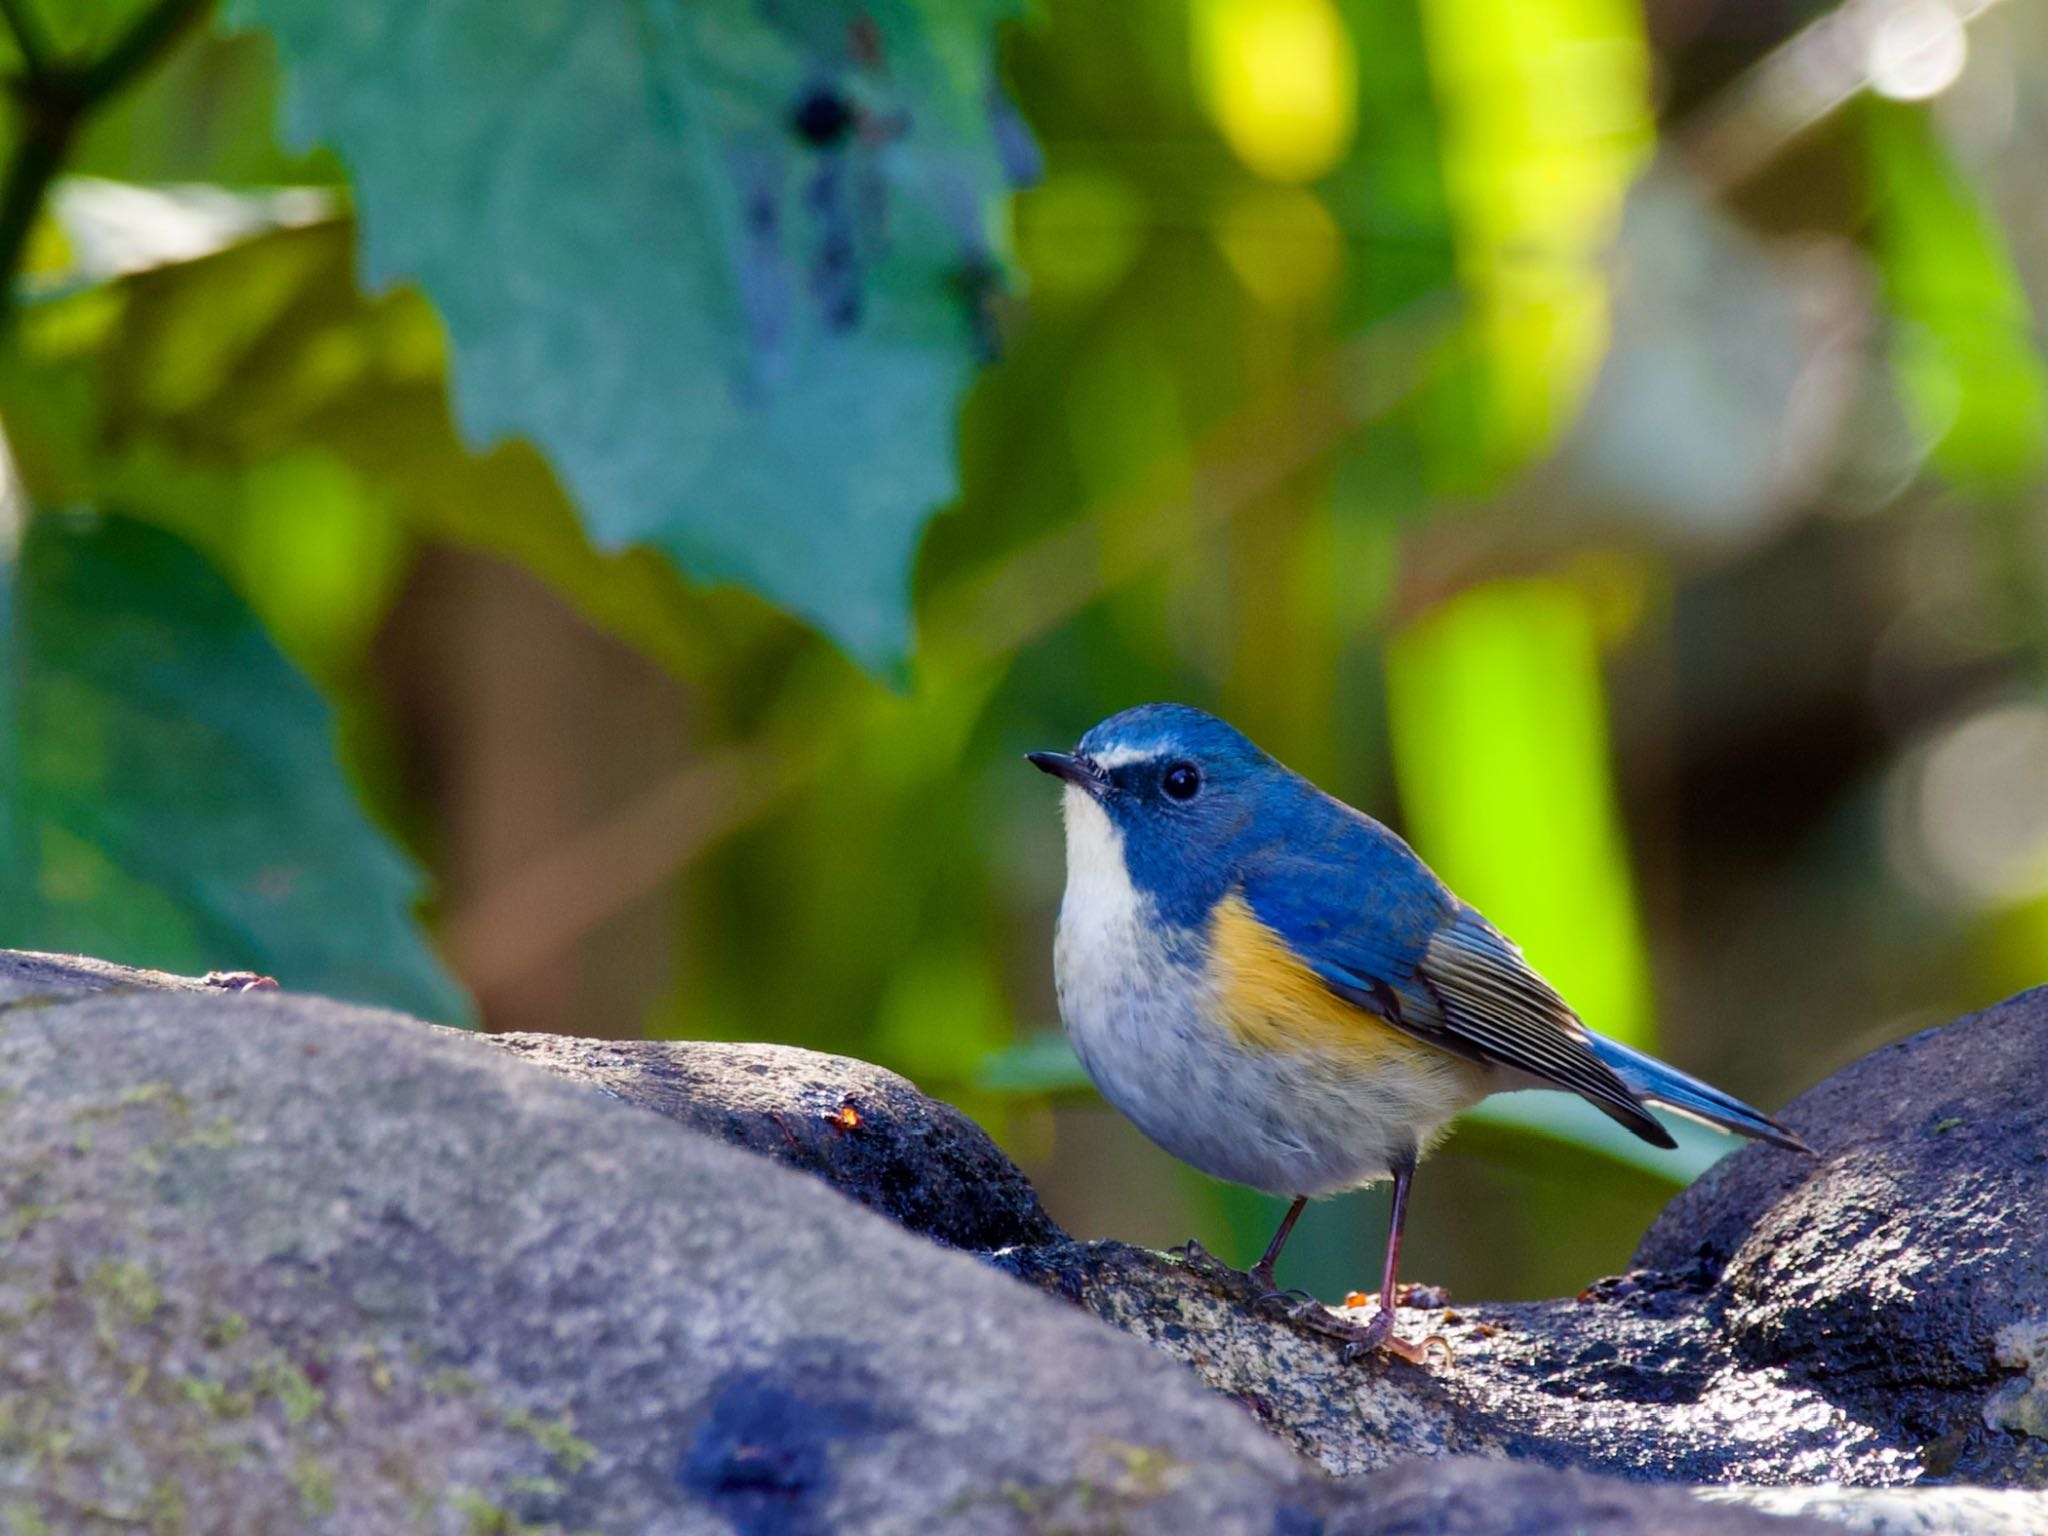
<box><xmin>3</xmin><ymin>0</ymin><xmax>2048</xmax><ymax>1300</ymax></box>
<box><xmin>0</xmin><ymin>511</ymin><xmax>465</xmax><ymax>1020</ymax></box>
<box><xmin>1387</xmin><ymin>576</ymin><xmax>1652</xmax><ymax>1045</ymax></box>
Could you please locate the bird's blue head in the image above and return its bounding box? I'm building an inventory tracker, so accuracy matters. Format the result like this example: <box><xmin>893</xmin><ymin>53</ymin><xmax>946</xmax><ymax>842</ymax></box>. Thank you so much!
<box><xmin>1028</xmin><ymin>703</ymin><xmax>1307</xmax><ymax>929</ymax></box>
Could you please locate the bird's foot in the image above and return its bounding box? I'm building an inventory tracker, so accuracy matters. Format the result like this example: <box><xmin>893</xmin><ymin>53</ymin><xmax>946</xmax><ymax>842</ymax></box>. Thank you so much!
<box><xmin>1280</xmin><ymin>1296</ymin><xmax>1452</xmax><ymax>1366</ymax></box>
<box><xmin>1251</xmin><ymin>1286</ymin><xmax>1320</xmax><ymax>1318</ymax></box>
<box><xmin>1330</xmin><ymin>1307</ymin><xmax>1452</xmax><ymax>1366</ymax></box>
<box><xmin>1170</xmin><ymin>1241</ymin><xmax>1294</xmax><ymax>1313</ymax></box>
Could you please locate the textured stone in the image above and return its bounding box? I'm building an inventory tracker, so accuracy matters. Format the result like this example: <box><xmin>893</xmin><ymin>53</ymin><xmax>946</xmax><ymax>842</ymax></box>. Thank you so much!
<box><xmin>0</xmin><ymin>947</ymin><xmax>230</xmax><ymax>1004</ymax></box>
<box><xmin>1331</xmin><ymin>1458</ymin><xmax>1839</xmax><ymax>1536</ymax></box>
<box><xmin>480</xmin><ymin>1033</ymin><xmax>1060</xmax><ymax>1251</ymax></box>
<box><xmin>0</xmin><ymin>989</ymin><xmax>1320</xmax><ymax>1533</ymax></box>
<box><xmin>1638</xmin><ymin>986</ymin><xmax>2048</xmax><ymax>1487</ymax></box>
<box><xmin>13</xmin><ymin>949</ymin><xmax>2041</xmax><ymax>1532</ymax></box>
<box><xmin>0</xmin><ymin>966</ymin><xmax>1827</xmax><ymax>1535</ymax></box>
<box><xmin>1703</xmin><ymin>1485</ymin><xmax>2048</xmax><ymax>1535</ymax></box>
<box><xmin>996</xmin><ymin>1239</ymin><xmax>1913</xmax><ymax>1486</ymax></box>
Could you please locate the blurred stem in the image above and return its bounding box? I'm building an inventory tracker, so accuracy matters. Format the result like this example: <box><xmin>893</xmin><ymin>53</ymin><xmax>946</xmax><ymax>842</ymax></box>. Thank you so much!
<box><xmin>0</xmin><ymin>0</ymin><xmax>213</xmax><ymax>324</ymax></box>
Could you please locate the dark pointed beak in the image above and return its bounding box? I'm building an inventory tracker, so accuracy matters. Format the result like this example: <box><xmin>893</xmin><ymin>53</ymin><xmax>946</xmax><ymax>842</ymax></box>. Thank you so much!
<box><xmin>1027</xmin><ymin>750</ymin><xmax>1104</xmax><ymax>793</ymax></box>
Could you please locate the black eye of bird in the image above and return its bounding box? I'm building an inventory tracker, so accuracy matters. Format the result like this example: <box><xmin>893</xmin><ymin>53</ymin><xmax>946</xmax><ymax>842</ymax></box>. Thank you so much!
<box><xmin>1162</xmin><ymin>761</ymin><xmax>1201</xmax><ymax>801</ymax></box>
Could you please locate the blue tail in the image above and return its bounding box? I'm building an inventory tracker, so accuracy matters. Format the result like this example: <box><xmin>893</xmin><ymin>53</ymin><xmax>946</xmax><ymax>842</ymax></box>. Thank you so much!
<box><xmin>1590</xmin><ymin>1034</ymin><xmax>1810</xmax><ymax>1153</ymax></box>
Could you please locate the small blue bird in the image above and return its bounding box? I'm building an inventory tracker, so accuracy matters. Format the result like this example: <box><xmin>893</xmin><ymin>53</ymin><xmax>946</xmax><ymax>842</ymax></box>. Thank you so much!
<box><xmin>1029</xmin><ymin>703</ymin><xmax>1806</xmax><ymax>1363</ymax></box>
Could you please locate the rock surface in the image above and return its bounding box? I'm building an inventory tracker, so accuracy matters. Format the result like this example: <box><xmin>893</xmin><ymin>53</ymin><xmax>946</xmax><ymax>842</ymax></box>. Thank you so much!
<box><xmin>1637</xmin><ymin>988</ymin><xmax>2048</xmax><ymax>1488</ymax></box>
<box><xmin>0</xmin><ymin>948</ymin><xmax>264</xmax><ymax>1004</ymax></box>
<box><xmin>480</xmin><ymin>1033</ymin><xmax>1060</xmax><ymax>1251</ymax></box>
<box><xmin>0</xmin><ymin>954</ymin><xmax>1829</xmax><ymax>1535</ymax></box>
<box><xmin>1706</xmin><ymin>1484</ymin><xmax>2048</xmax><ymax>1535</ymax></box>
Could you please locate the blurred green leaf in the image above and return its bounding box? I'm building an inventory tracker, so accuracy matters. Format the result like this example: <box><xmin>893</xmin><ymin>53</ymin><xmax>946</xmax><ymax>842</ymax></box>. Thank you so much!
<box><xmin>69</xmin><ymin>25</ymin><xmax>337</xmax><ymax>188</ymax></box>
<box><xmin>1454</xmin><ymin>1092</ymin><xmax>1723</xmax><ymax>1186</ymax></box>
<box><xmin>0</xmin><ymin>512</ymin><xmax>471</xmax><ymax>1022</ymax></box>
<box><xmin>1865</xmin><ymin>99</ymin><xmax>2048</xmax><ymax>496</ymax></box>
<box><xmin>976</xmin><ymin>1030</ymin><xmax>1092</xmax><ymax>1095</ymax></box>
<box><xmin>233</xmin><ymin>0</ymin><xmax>1026</xmax><ymax>670</ymax></box>
<box><xmin>1412</xmin><ymin>0</ymin><xmax>1652</xmax><ymax>477</ymax></box>
<box><xmin>1385</xmin><ymin>576</ymin><xmax>1654</xmax><ymax>1046</ymax></box>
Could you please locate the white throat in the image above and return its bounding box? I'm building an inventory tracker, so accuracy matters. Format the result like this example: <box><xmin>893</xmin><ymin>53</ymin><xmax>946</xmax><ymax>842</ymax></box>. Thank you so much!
<box><xmin>1058</xmin><ymin>784</ymin><xmax>1138</xmax><ymax>927</ymax></box>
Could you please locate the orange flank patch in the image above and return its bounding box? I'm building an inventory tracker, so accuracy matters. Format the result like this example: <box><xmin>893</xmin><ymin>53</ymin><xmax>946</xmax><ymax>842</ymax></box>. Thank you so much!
<box><xmin>1206</xmin><ymin>891</ymin><xmax>1425</xmax><ymax>1068</ymax></box>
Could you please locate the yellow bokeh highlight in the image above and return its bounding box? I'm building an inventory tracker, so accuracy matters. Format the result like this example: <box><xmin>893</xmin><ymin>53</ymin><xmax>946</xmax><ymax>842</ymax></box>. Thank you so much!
<box><xmin>1015</xmin><ymin>170</ymin><xmax>1146</xmax><ymax>299</ymax></box>
<box><xmin>1385</xmin><ymin>577</ymin><xmax>1654</xmax><ymax>1046</ymax></box>
<box><xmin>1213</xmin><ymin>184</ymin><xmax>1341</xmax><ymax>308</ymax></box>
<box><xmin>1196</xmin><ymin>0</ymin><xmax>1357</xmax><ymax>184</ymax></box>
<box><xmin>1417</xmin><ymin>0</ymin><xmax>1653</xmax><ymax>468</ymax></box>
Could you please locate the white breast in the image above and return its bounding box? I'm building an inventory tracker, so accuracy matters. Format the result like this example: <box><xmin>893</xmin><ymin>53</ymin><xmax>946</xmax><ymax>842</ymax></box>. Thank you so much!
<box><xmin>1049</xmin><ymin>784</ymin><xmax>1489</xmax><ymax>1198</ymax></box>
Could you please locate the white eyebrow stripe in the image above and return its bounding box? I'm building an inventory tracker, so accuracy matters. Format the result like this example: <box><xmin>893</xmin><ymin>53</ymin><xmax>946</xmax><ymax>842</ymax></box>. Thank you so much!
<box><xmin>1088</xmin><ymin>742</ymin><xmax>1170</xmax><ymax>771</ymax></box>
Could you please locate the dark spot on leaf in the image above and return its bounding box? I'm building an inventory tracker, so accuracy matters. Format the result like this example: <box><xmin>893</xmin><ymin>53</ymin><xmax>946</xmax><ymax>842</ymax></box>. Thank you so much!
<box><xmin>744</xmin><ymin>180</ymin><xmax>777</xmax><ymax>239</ymax></box>
<box><xmin>805</xmin><ymin>163</ymin><xmax>862</xmax><ymax>332</ymax></box>
<box><xmin>730</xmin><ymin>151</ymin><xmax>792</xmax><ymax>368</ymax></box>
<box><xmin>951</xmin><ymin>251</ymin><xmax>1003</xmax><ymax>361</ymax></box>
<box><xmin>847</xmin><ymin>15</ymin><xmax>883</xmax><ymax>69</ymax></box>
<box><xmin>790</xmin><ymin>86</ymin><xmax>856</xmax><ymax>149</ymax></box>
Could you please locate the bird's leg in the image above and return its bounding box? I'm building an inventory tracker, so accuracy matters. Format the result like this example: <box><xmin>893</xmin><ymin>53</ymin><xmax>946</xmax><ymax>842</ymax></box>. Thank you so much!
<box><xmin>1337</xmin><ymin>1152</ymin><xmax>1449</xmax><ymax>1365</ymax></box>
<box><xmin>1247</xmin><ymin>1195</ymin><xmax>1307</xmax><ymax>1294</ymax></box>
<box><xmin>1171</xmin><ymin>1181</ymin><xmax>1447</xmax><ymax>1366</ymax></box>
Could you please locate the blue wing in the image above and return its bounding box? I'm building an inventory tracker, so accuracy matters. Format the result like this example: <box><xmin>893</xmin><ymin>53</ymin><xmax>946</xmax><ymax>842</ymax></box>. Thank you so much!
<box><xmin>1237</xmin><ymin>805</ymin><xmax>1670</xmax><ymax>1147</ymax></box>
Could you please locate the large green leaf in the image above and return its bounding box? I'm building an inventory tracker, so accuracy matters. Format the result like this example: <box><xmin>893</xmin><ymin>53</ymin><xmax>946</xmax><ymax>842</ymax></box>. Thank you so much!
<box><xmin>233</xmin><ymin>0</ymin><xmax>1026</xmax><ymax>669</ymax></box>
<box><xmin>0</xmin><ymin>511</ymin><xmax>471</xmax><ymax>1023</ymax></box>
<box><xmin>4</xmin><ymin>215</ymin><xmax>744</xmax><ymax>681</ymax></box>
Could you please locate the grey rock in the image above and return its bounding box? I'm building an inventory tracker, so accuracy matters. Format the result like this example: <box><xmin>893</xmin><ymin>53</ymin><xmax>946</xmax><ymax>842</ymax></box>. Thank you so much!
<box><xmin>0</xmin><ymin>947</ymin><xmax>239</xmax><ymax>1005</ymax></box>
<box><xmin>1638</xmin><ymin>985</ymin><xmax>2048</xmax><ymax>1486</ymax></box>
<box><xmin>0</xmin><ymin>963</ymin><xmax>1827</xmax><ymax>1535</ymax></box>
<box><xmin>996</xmin><ymin>1239</ymin><xmax>1913</xmax><ymax>1486</ymax></box>
<box><xmin>0</xmin><ymin>988</ymin><xmax>1308</xmax><ymax>1534</ymax></box>
<box><xmin>1332</xmin><ymin>1458</ymin><xmax>1839</xmax><ymax>1536</ymax></box>
<box><xmin>479</xmin><ymin>1033</ymin><xmax>1061</xmax><ymax>1251</ymax></box>
<box><xmin>1703</xmin><ymin>1485</ymin><xmax>2048</xmax><ymax>1535</ymax></box>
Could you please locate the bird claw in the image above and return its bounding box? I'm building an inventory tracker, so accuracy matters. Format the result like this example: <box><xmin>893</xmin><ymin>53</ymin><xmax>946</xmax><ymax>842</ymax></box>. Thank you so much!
<box><xmin>1331</xmin><ymin>1312</ymin><xmax>1444</xmax><ymax>1365</ymax></box>
<box><xmin>1253</xmin><ymin>1287</ymin><xmax>1328</xmax><ymax>1324</ymax></box>
<box><xmin>1298</xmin><ymin>1304</ymin><xmax>1451</xmax><ymax>1367</ymax></box>
<box><xmin>1374</xmin><ymin>1331</ymin><xmax>1455</xmax><ymax>1366</ymax></box>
